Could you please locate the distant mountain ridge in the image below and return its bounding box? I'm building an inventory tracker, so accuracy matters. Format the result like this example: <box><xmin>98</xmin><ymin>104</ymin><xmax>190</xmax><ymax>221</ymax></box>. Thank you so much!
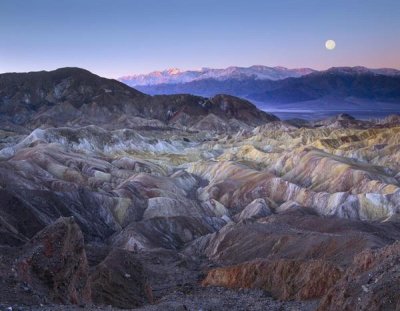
<box><xmin>324</xmin><ymin>66</ymin><xmax>400</xmax><ymax>77</ymax></box>
<box><xmin>125</xmin><ymin>66</ymin><xmax>400</xmax><ymax>110</ymax></box>
<box><xmin>119</xmin><ymin>65</ymin><xmax>316</xmax><ymax>86</ymax></box>
<box><xmin>119</xmin><ymin>65</ymin><xmax>400</xmax><ymax>88</ymax></box>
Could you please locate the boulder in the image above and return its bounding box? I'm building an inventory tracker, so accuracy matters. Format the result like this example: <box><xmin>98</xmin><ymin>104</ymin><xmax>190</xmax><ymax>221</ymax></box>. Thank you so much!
<box><xmin>16</xmin><ymin>217</ymin><xmax>91</xmax><ymax>305</ymax></box>
<box><xmin>89</xmin><ymin>248</ymin><xmax>151</xmax><ymax>308</ymax></box>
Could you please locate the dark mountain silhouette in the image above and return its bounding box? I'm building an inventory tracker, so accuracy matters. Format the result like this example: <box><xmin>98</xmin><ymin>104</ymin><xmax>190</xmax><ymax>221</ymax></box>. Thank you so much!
<box><xmin>0</xmin><ymin>67</ymin><xmax>278</xmax><ymax>132</ymax></box>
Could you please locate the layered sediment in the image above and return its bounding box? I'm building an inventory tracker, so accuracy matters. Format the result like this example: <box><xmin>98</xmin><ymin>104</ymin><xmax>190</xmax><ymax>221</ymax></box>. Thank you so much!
<box><xmin>1</xmin><ymin>68</ymin><xmax>400</xmax><ymax>310</ymax></box>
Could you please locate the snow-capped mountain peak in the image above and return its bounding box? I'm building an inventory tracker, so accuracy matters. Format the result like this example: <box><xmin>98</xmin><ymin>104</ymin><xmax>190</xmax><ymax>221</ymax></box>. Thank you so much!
<box><xmin>119</xmin><ymin>65</ymin><xmax>400</xmax><ymax>87</ymax></box>
<box><xmin>118</xmin><ymin>65</ymin><xmax>316</xmax><ymax>86</ymax></box>
<box><xmin>166</xmin><ymin>68</ymin><xmax>181</xmax><ymax>75</ymax></box>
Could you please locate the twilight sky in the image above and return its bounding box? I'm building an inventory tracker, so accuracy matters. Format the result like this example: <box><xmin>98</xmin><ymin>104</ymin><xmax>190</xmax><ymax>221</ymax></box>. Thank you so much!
<box><xmin>0</xmin><ymin>0</ymin><xmax>399</xmax><ymax>78</ymax></box>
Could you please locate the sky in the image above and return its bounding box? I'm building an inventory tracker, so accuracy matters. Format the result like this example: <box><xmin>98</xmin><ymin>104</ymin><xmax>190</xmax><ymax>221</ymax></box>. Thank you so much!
<box><xmin>0</xmin><ymin>0</ymin><xmax>399</xmax><ymax>78</ymax></box>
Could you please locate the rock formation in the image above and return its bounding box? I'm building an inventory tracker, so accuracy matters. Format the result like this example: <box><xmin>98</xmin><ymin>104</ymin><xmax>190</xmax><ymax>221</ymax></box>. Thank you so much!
<box><xmin>0</xmin><ymin>68</ymin><xmax>399</xmax><ymax>310</ymax></box>
<box><xmin>15</xmin><ymin>217</ymin><xmax>91</xmax><ymax>305</ymax></box>
<box><xmin>89</xmin><ymin>248</ymin><xmax>151</xmax><ymax>308</ymax></box>
<box><xmin>318</xmin><ymin>241</ymin><xmax>400</xmax><ymax>311</ymax></box>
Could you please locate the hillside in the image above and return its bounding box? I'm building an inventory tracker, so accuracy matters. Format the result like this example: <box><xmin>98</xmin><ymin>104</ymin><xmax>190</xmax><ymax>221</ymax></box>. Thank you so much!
<box><xmin>0</xmin><ymin>67</ymin><xmax>278</xmax><ymax>133</ymax></box>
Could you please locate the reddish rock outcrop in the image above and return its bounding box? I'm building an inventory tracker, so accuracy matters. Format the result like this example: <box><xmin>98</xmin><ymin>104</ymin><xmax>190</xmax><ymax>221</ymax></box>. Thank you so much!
<box><xmin>89</xmin><ymin>248</ymin><xmax>151</xmax><ymax>309</ymax></box>
<box><xmin>16</xmin><ymin>217</ymin><xmax>91</xmax><ymax>305</ymax></box>
<box><xmin>202</xmin><ymin>259</ymin><xmax>343</xmax><ymax>300</ymax></box>
<box><xmin>318</xmin><ymin>241</ymin><xmax>400</xmax><ymax>311</ymax></box>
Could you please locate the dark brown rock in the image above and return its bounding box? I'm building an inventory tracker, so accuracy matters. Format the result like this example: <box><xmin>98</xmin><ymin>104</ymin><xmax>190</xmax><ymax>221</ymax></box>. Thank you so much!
<box><xmin>16</xmin><ymin>217</ymin><xmax>91</xmax><ymax>305</ymax></box>
<box><xmin>89</xmin><ymin>248</ymin><xmax>151</xmax><ymax>309</ymax></box>
<box><xmin>191</xmin><ymin>213</ymin><xmax>400</xmax><ymax>267</ymax></box>
<box><xmin>202</xmin><ymin>258</ymin><xmax>343</xmax><ymax>300</ymax></box>
<box><xmin>318</xmin><ymin>241</ymin><xmax>400</xmax><ymax>311</ymax></box>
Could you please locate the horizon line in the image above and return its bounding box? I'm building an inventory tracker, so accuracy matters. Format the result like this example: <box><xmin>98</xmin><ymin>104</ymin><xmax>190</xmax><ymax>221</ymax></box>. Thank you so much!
<box><xmin>1</xmin><ymin>64</ymin><xmax>400</xmax><ymax>79</ymax></box>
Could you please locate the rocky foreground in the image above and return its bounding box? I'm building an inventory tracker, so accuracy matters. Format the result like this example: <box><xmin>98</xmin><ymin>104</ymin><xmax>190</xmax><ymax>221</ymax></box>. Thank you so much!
<box><xmin>1</xmin><ymin>68</ymin><xmax>400</xmax><ymax>310</ymax></box>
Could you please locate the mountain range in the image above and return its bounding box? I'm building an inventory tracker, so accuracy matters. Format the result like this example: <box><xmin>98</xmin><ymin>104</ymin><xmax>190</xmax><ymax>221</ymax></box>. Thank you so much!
<box><xmin>119</xmin><ymin>65</ymin><xmax>316</xmax><ymax>86</ymax></box>
<box><xmin>120</xmin><ymin>66</ymin><xmax>400</xmax><ymax>115</ymax></box>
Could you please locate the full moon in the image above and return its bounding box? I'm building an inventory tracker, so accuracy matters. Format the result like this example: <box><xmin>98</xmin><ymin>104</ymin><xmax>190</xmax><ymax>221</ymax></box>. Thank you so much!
<box><xmin>325</xmin><ymin>39</ymin><xmax>336</xmax><ymax>50</ymax></box>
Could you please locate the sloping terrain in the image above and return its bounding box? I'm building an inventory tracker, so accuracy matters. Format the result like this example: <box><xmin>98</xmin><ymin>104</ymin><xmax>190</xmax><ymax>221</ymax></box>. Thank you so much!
<box><xmin>0</xmin><ymin>68</ymin><xmax>277</xmax><ymax>134</ymax></box>
<box><xmin>1</xmin><ymin>69</ymin><xmax>400</xmax><ymax>310</ymax></box>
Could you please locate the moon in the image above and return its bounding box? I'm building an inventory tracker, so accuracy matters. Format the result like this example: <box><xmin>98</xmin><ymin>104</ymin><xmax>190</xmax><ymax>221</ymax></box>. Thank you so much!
<box><xmin>325</xmin><ymin>39</ymin><xmax>336</xmax><ymax>50</ymax></box>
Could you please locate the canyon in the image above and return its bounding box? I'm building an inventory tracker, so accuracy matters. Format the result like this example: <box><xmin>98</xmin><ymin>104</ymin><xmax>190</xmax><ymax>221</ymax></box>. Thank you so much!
<box><xmin>0</xmin><ymin>68</ymin><xmax>400</xmax><ymax>310</ymax></box>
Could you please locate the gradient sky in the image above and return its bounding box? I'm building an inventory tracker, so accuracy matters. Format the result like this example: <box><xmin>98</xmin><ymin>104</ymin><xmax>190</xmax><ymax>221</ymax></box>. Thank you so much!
<box><xmin>0</xmin><ymin>0</ymin><xmax>399</xmax><ymax>78</ymax></box>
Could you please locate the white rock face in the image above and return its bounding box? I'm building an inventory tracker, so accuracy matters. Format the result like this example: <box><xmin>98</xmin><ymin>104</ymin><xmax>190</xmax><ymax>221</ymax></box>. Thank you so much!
<box><xmin>237</xmin><ymin>198</ymin><xmax>272</xmax><ymax>221</ymax></box>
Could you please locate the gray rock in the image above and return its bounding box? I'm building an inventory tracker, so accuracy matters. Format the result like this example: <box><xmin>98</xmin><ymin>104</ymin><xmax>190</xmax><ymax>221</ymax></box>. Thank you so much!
<box><xmin>237</xmin><ymin>199</ymin><xmax>272</xmax><ymax>221</ymax></box>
